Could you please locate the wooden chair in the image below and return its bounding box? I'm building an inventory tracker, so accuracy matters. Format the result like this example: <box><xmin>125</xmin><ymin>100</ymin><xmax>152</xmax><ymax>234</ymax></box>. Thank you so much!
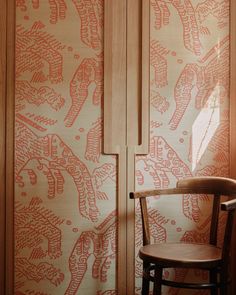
<box><xmin>130</xmin><ymin>176</ymin><xmax>236</xmax><ymax>295</ymax></box>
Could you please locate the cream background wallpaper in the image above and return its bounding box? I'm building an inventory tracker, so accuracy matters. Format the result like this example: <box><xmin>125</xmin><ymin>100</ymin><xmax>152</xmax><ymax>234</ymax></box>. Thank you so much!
<box><xmin>15</xmin><ymin>0</ymin><xmax>229</xmax><ymax>294</ymax></box>
<box><xmin>135</xmin><ymin>0</ymin><xmax>229</xmax><ymax>294</ymax></box>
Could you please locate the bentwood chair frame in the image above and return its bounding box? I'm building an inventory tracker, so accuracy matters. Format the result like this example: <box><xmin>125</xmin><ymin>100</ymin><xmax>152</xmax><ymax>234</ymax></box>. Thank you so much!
<box><xmin>130</xmin><ymin>176</ymin><xmax>236</xmax><ymax>295</ymax></box>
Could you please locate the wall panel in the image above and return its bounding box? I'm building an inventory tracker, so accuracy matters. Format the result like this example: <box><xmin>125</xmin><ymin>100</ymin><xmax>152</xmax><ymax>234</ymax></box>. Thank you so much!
<box><xmin>15</xmin><ymin>2</ymin><xmax>117</xmax><ymax>294</ymax></box>
<box><xmin>135</xmin><ymin>0</ymin><xmax>231</xmax><ymax>293</ymax></box>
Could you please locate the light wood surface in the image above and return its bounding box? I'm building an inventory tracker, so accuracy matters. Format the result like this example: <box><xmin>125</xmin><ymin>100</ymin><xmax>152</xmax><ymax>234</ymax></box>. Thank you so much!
<box><xmin>104</xmin><ymin>0</ymin><xmax>150</xmax><ymax>293</ymax></box>
<box><xmin>230</xmin><ymin>0</ymin><xmax>236</xmax><ymax>293</ymax></box>
<box><xmin>230</xmin><ymin>0</ymin><xmax>236</xmax><ymax>172</ymax></box>
<box><xmin>104</xmin><ymin>0</ymin><xmax>127</xmax><ymax>154</ymax></box>
<box><xmin>135</xmin><ymin>0</ymin><xmax>150</xmax><ymax>155</ymax></box>
<box><xmin>130</xmin><ymin>177</ymin><xmax>236</xmax><ymax>199</ymax></box>
<box><xmin>104</xmin><ymin>1</ymin><xmax>128</xmax><ymax>292</ymax></box>
<box><xmin>0</xmin><ymin>1</ymin><xmax>7</xmax><ymax>293</ymax></box>
<box><xmin>139</xmin><ymin>243</ymin><xmax>222</xmax><ymax>267</ymax></box>
<box><xmin>6</xmin><ymin>0</ymin><xmax>15</xmax><ymax>293</ymax></box>
<box><xmin>126</xmin><ymin>0</ymin><xmax>150</xmax><ymax>292</ymax></box>
<box><xmin>127</xmin><ymin>0</ymin><xmax>142</xmax><ymax>147</ymax></box>
<box><xmin>117</xmin><ymin>149</ymin><xmax>128</xmax><ymax>294</ymax></box>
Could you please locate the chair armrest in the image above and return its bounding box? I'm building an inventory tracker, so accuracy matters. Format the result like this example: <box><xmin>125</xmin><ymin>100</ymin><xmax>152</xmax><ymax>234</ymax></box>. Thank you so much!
<box><xmin>130</xmin><ymin>188</ymin><xmax>184</xmax><ymax>199</ymax></box>
<box><xmin>221</xmin><ymin>199</ymin><xmax>236</xmax><ymax>211</ymax></box>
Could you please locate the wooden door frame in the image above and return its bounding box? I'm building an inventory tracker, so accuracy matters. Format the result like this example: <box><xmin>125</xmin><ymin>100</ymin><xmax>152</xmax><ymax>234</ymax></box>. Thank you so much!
<box><xmin>0</xmin><ymin>1</ymin><xmax>15</xmax><ymax>294</ymax></box>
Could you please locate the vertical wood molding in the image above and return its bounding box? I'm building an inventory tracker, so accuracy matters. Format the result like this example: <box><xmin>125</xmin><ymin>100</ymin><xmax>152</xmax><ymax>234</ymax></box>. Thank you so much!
<box><xmin>0</xmin><ymin>1</ymin><xmax>7</xmax><ymax>293</ymax></box>
<box><xmin>117</xmin><ymin>149</ymin><xmax>128</xmax><ymax>294</ymax></box>
<box><xmin>135</xmin><ymin>0</ymin><xmax>150</xmax><ymax>156</ymax></box>
<box><xmin>230</xmin><ymin>0</ymin><xmax>236</xmax><ymax>293</ymax></box>
<box><xmin>126</xmin><ymin>147</ymin><xmax>136</xmax><ymax>294</ymax></box>
<box><xmin>6</xmin><ymin>0</ymin><xmax>15</xmax><ymax>293</ymax></box>
<box><xmin>127</xmin><ymin>0</ymin><xmax>142</xmax><ymax>147</ymax></box>
<box><xmin>230</xmin><ymin>0</ymin><xmax>236</xmax><ymax>175</ymax></box>
<box><xmin>104</xmin><ymin>0</ymin><xmax>150</xmax><ymax>293</ymax></box>
<box><xmin>104</xmin><ymin>0</ymin><xmax>127</xmax><ymax>154</ymax></box>
<box><xmin>126</xmin><ymin>0</ymin><xmax>150</xmax><ymax>293</ymax></box>
<box><xmin>104</xmin><ymin>1</ymin><xmax>128</xmax><ymax>293</ymax></box>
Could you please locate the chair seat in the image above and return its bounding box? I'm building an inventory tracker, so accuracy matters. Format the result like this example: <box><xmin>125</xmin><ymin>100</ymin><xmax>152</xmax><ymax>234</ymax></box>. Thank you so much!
<box><xmin>139</xmin><ymin>243</ymin><xmax>222</xmax><ymax>268</ymax></box>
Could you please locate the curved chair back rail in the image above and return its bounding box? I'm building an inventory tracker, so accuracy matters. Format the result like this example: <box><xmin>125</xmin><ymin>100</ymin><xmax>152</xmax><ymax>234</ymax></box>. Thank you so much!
<box><xmin>130</xmin><ymin>176</ymin><xmax>236</xmax><ymax>295</ymax></box>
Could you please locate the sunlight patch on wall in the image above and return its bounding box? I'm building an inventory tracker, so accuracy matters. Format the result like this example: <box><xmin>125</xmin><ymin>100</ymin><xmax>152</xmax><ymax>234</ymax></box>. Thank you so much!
<box><xmin>192</xmin><ymin>87</ymin><xmax>220</xmax><ymax>172</ymax></box>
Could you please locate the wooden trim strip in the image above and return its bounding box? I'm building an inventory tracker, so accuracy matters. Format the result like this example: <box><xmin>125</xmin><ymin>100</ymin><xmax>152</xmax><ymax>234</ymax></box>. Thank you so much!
<box><xmin>104</xmin><ymin>0</ymin><xmax>127</xmax><ymax>154</ymax></box>
<box><xmin>126</xmin><ymin>147</ymin><xmax>136</xmax><ymax>294</ymax></box>
<box><xmin>127</xmin><ymin>0</ymin><xmax>142</xmax><ymax>147</ymax></box>
<box><xmin>230</xmin><ymin>0</ymin><xmax>236</xmax><ymax>176</ymax></box>
<box><xmin>0</xmin><ymin>1</ymin><xmax>7</xmax><ymax>293</ymax></box>
<box><xmin>130</xmin><ymin>187</ymin><xmax>236</xmax><ymax>199</ymax></box>
<box><xmin>6</xmin><ymin>0</ymin><xmax>15</xmax><ymax>293</ymax></box>
<box><xmin>104</xmin><ymin>1</ymin><xmax>128</xmax><ymax>293</ymax></box>
<box><xmin>104</xmin><ymin>1</ymin><xmax>150</xmax><ymax>293</ymax></box>
<box><xmin>126</xmin><ymin>1</ymin><xmax>150</xmax><ymax>293</ymax></box>
<box><xmin>117</xmin><ymin>149</ymin><xmax>128</xmax><ymax>294</ymax></box>
<box><xmin>135</xmin><ymin>0</ymin><xmax>150</xmax><ymax>155</ymax></box>
<box><xmin>230</xmin><ymin>0</ymin><xmax>236</xmax><ymax>293</ymax></box>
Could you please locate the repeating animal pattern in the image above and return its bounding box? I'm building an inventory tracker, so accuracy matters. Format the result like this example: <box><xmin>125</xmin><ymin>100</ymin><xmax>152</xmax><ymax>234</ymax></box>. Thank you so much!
<box><xmin>64</xmin><ymin>55</ymin><xmax>103</xmax><ymax>127</ymax></box>
<box><xmin>134</xmin><ymin>0</ymin><xmax>229</xmax><ymax>294</ymax></box>
<box><xmin>15</xmin><ymin>0</ymin><xmax>229</xmax><ymax>295</ymax></box>
<box><xmin>65</xmin><ymin>211</ymin><xmax>116</xmax><ymax>295</ymax></box>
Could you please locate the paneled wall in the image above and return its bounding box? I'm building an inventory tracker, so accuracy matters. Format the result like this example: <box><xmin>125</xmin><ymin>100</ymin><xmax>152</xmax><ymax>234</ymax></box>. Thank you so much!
<box><xmin>15</xmin><ymin>2</ymin><xmax>117</xmax><ymax>294</ymax></box>
<box><xmin>11</xmin><ymin>1</ymin><xmax>233</xmax><ymax>295</ymax></box>
<box><xmin>135</xmin><ymin>0</ymin><xmax>230</xmax><ymax>293</ymax></box>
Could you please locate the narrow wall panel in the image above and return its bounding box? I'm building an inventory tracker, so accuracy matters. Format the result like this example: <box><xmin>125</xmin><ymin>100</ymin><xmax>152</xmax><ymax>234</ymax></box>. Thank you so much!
<box><xmin>6</xmin><ymin>1</ymin><xmax>15</xmax><ymax>293</ymax></box>
<box><xmin>15</xmin><ymin>2</ymin><xmax>117</xmax><ymax>294</ymax></box>
<box><xmin>0</xmin><ymin>1</ymin><xmax>6</xmax><ymax>293</ymax></box>
<box><xmin>104</xmin><ymin>0</ymin><xmax>127</xmax><ymax>154</ymax></box>
<box><xmin>104</xmin><ymin>1</ymin><xmax>150</xmax><ymax>293</ymax></box>
<box><xmin>230</xmin><ymin>0</ymin><xmax>236</xmax><ymax>293</ymax></box>
<box><xmin>135</xmin><ymin>0</ymin><xmax>231</xmax><ymax>293</ymax></box>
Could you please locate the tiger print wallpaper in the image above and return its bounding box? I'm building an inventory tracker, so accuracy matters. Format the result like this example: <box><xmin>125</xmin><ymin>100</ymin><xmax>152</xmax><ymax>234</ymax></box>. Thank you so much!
<box><xmin>15</xmin><ymin>1</ymin><xmax>229</xmax><ymax>295</ymax></box>
<box><xmin>135</xmin><ymin>0</ymin><xmax>230</xmax><ymax>294</ymax></box>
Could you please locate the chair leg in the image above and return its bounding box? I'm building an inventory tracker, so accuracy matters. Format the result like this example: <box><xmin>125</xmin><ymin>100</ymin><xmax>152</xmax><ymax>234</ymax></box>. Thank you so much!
<box><xmin>219</xmin><ymin>269</ymin><xmax>228</xmax><ymax>295</ymax></box>
<box><xmin>153</xmin><ymin>266</ymin><xmax>162</xmax><ymax>295</ymax></box>
<box><xmin>142</xmin><ymin>262</ymin><xmax>150</xmax><ymax>295</ymax></box>
<box><xmin>210</xmin><ymin>269</ymin><xmax>218</xmax><ymax>295</ymax></box>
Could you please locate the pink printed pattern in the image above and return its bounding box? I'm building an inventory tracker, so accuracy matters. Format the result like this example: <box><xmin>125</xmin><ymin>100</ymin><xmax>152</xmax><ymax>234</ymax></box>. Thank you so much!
<box><xmin>169</xmin><ymin>36</ymin><xmax>229</xmax><ymax>130</ymax></box>
<box><xmin>134</xmin><ymin>0</ymin><xmax>229</xmax><ymax>293</ymax></box>
<box><xmin>85</xmin><ymin>118</ymin><xmax>103</xmax><ymax>162</ymax></box>
<box><xmin>65</xmin><ymin>211</ymin><xmax>116</xmax><ymax>294</ymax></box>
<box><xmin>15</xmin><ymin>120</ymin><xmax>99</xmax><ymax>222</ymax></box>
<box><xmin>136</xmin><ymin>136</ymin><xmax>192</xmax><ymax>189</ymax></box>
<box><xmin>15</xmin><ymin>198</ymin><xmax>64</xmax><ymax>288</ymax></box>
<box><xmin>72</xmin><ymin>0</ymin><xmax>103</xmax><ymax>49</ymax></box>
<box><xmin>15</xmin><ymin>2</ymin><xmax>116</xmax><ymax>294</ymax></box>
<box><xmin>151</xmin><ymin>0</ymin><xmax>202</xmax><ymax>55</ymax></box>
<box><xmin>16</xmin><ymin>0</ymin><xmax>67</xmax><ymax>24</ymax></box>
<box><xmin>15</xmin><ymin>0</ymin><xmax>229</xmax><ymax>293</ymax></box>
<box><xmin>150</xmin><ymin>40</ymin><xmax>169</xmax><ymax>88</ymax></box>
<box><xmin>64</xmin><ymin>55</ymin><xmax>103</xmax><ymax>127</ymax></box>
<box><xmin>16</xmin><ymin>22</ymin><xmax>64</xmax><ymax>83</ymax></box>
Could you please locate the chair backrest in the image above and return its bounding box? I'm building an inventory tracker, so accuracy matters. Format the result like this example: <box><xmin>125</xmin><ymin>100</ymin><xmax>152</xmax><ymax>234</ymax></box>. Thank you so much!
<box><xmin>130</xmin><ymin>176</ymin><xmax>236</xmax><ymax>263</ymax></box>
